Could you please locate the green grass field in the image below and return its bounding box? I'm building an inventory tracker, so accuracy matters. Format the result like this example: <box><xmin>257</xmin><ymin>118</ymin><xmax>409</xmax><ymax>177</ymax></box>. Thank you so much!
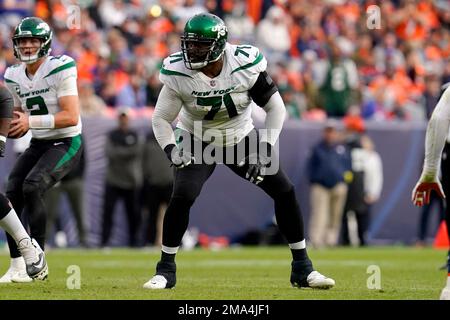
<box><xmin>0</xmin><ymin>246</ymin><xmax>447</xmax><ymax>300</ymax></box>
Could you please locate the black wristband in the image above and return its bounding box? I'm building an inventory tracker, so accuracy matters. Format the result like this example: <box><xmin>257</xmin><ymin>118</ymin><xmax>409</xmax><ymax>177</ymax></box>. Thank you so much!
<box><xmin>163</xmin><ymin>144</ymin><xmax>176</xmax><ymax>161</ymax></box>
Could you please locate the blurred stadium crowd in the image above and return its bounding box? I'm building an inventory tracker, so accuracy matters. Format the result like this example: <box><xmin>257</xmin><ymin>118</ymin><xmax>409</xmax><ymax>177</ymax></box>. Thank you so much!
<box><xmin>0</xmin><ymin>0</ymin><xmax>449</xmax><ymax>121</ymax></box>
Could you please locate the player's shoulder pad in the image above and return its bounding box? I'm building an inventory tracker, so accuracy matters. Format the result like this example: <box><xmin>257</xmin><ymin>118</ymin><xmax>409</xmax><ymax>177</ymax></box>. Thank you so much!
<box><xmin>159</xmin><ymin>52</ymin><xmax>194</xmax><ymax>90</ymax></box>
<box><xmin>43</xmin><ymin>54</ymin><xmax>77</xmax><ymax>79</ymax></box>
<box><xmin>227</xmin><ymin>44</ymin><xmax>267</xmax><ymax>76</ymax></box>
<box><xmin>160</xmin><ymin>52</ymin><xmax>193</xmax><ymax>79</ymax></box>
<box><xmin>4</xmin><ymin>64</ymin><xmax>21</xmax><ymax>85</ymax></box>
<box><xmin>440</xmin><ymin>83</ymin><xmax>450</xmax><ymax>102</ymax></box>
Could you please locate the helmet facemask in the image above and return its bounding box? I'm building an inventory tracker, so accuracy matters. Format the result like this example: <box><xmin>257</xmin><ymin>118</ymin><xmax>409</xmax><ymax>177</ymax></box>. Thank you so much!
<box><xmin>181</xmin><ymin>34</ymin><xmax>225</xmax><ymax>70</ymax></box>
<box><xmin>13</xmin><ymin>37</ymin><xmax>50</xmax><ymax>64</ymax></box>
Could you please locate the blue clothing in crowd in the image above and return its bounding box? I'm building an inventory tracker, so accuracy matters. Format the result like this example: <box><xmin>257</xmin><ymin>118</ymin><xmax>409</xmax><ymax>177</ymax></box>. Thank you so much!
<box><xmin>307</xmin><ymin>141</ymin><xmax>352</xmax><ymax>189</ymax></box>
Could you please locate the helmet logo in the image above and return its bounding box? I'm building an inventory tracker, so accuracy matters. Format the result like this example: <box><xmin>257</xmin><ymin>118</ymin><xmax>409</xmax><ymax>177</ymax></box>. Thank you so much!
<box><xmin>36</xmin><ymin>22</ymin><xmax>50</xmax><ymax>34</ymax></box>
<box><xmin>211</xmin><ymin>25</ymin><xmax>227</xmax><ymax>37</ymax></box>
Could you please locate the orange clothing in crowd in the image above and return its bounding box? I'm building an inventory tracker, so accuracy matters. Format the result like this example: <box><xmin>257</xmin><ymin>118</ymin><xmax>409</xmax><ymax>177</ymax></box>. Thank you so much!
<box><xmin>35</xmin><ymin>0</ymin><xmax>50</xmax><ymax>20</ymax></box>
<box><xmin>369</xmin><ymin>71</ymin><xmax>414</xmax><ymax>106</ymax></box>
<box><xmin>336</xmin><ymin>2</ymin><xmax>361</xmax><ymax>24</ymax></box>
<box><xmin>77</xmin><ymin>51</ymin><xmax>98</xmax><ymax>82</ymax></box>
<box><xmin>417</xmin><ymin>1</ymin><xmax>440</xmax><ymax>29</ymax></box>
<box><xmin>396</xmin><ymin>20</ymin><xmax>427</xmax><ymax>42</ymax></box>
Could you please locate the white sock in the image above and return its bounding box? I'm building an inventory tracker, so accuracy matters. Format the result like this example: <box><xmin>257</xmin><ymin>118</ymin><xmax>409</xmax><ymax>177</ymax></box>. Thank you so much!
<box><xmin>0</xmin><ymin>209</ymin><xmax>30</xmax><ymax>244</ymax></box>
<box><xmin>10</xmin><ymin>257</ymin><xmax>25</xmax><ymax>270</ymax></box>
<box><xmin>162</xmin><ymin>245</ymin><xmax>179</xmax><ymax>255</ymax></box>
<box><xmin>289</xmin><ymin>240</ymin><xmax>306</xmax><ymax>250</ymax></box>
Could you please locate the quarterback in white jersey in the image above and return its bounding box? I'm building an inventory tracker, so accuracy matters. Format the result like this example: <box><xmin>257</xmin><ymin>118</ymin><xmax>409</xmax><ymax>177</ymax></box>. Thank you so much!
<box><xmin>412</xmin><ymin>84</ymin><xmax>450</xmax><ymax>300</ymax></box>
<box><xmin>0</xmin><ymin>17</ymin><xmax>82</xmax><ymax>283</ymax></box>
<box><xmin>4</xmin><ymin>54</ymin><xmax>81</xmax><ymax>140</ymax></box>
<box><xmin>144</xmin><ymin>13</ymin><xmax>335</xmax><ymax>291</ymax></box>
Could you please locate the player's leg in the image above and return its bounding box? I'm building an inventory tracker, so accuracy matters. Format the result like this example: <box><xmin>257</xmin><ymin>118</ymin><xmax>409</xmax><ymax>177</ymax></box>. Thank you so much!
<box><xmin>226</xmin><ymin>160</ymin><xmax>335</xmax><ymax>289</ymax></box>
<box><xmin>0</xmin><ymin>193</ymin><xmax>47</xmax><ymax>282</ymax></box>
<box><xmin>443</xmin><ymin>205</ymin><xmax>450</xmax><ymax>299</ymax></box>
<box><xmin>143</xmin><ymin>162</ymin><xmax>216</xmax><ymax>289</ymax></box>
<box><xmin>440</xmin><ymin>143</ymin><xmax>450</xmax><ymax>298</ymax></box>
<box><xmin>21</xmin><ymin>136</ymin><xmax>83</xmax><ymax>250</ymax></box>
<box><xmin>1</xmin><ymin>145</ymin><xmax>43</xmax><ymax>282</ymax></box>
<box><xmin>440</xmin><ymin>142</ymin><xmax>450</xmax><ymax>270</ymax></box>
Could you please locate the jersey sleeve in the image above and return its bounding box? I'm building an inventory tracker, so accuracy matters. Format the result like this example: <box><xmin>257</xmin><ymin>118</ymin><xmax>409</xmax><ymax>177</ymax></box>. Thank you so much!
<box><xmin>45</xmin><ymin>55</ymin><xmax>78</xmax><ymax>98</ymax></box>
<box><xmin>230</xmin><ymin>45</ymin><xmax>267</xmax><ymax>75</ymax></box>
<box><xmin>57</xmin><ymin>75</ymin><xmax>78</xmax><ymax>98</ymax></box>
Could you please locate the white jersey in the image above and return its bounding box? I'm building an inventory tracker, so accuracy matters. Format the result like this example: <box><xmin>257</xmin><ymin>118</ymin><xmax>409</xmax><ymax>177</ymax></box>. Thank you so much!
<box><xmin>159</xmin><ymin>43</ymin><xmax>267</xmax><ymax>146</ymax></box>
<box><xmin>4</xmin><ymin>55</ymin><xmax>82</xmax><ymax>140</ymax></box>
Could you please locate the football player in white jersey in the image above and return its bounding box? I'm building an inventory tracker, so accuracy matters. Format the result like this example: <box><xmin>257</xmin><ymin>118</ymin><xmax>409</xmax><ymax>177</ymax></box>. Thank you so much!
<box><xmin>143</xmin><ymin>13</ymin><xmax>335</xmax><ymax>290</ymax></box>
<box><xmin>412</xmin><ymin>83</ymin><xmax>450</xmax><ymax>300</ymax></box>
<box><xmin>0</xmin><ymin>17</ymin><xmax>82</xmax><ymax>283</ymax></box>
<box><xmin>0</xmin><ymin>85</ymin><xmax>48</xmax><ymax>282</ymax></box>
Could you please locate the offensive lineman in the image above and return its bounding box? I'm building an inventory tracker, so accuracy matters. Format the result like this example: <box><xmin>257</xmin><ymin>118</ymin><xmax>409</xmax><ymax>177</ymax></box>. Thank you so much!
<box><xmin>144</xmin><ymin>13</ymin><xmax>335</xmax><ymax>290</ymax></box>
<box><xmin>0</xmin><ymin>17</ymin><xmax>82</xmax><ymax>283</ymax></box>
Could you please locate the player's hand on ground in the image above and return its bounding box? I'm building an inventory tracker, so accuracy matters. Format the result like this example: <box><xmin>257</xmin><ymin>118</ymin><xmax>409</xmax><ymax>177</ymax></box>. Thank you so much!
<box><xmin>9</xmin><ymin>111</ymin><xmax>29</xmax><ymax>138</ymax></box>
<box><xmin>412</xmin><ymin>176</ymin><xmax>445</xmax><ymax>206</ymax></box>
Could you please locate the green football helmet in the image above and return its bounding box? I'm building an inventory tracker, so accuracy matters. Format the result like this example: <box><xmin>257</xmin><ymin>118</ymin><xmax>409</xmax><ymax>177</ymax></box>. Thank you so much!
<box><xmin>181</xmin><ymin>13</ymin><xmax>228</xmax><ymax>70</ymax></box>
<box><xmin>12</xmin><ymin>17</ymin><xmax>53</xmax><ymax>64</ymax></box>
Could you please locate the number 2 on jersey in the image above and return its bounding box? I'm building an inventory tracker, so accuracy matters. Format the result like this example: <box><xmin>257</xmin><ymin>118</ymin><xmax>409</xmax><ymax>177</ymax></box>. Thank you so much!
<box><xmin>199</xmin><ymin>93</ymin><xmax>238</xmax><ymax>120</ymax></box>
<box><xmin>26</xmin><ymin>96</ymin><xmax>49</xmax><ymax>115</ymax></box>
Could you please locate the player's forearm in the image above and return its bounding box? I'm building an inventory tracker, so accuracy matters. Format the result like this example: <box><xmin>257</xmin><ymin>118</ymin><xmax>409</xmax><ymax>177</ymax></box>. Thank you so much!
<box><xmin>53</xmin><ymin>110</ymin><xmax>79</xmax><ymax>128</ymax></box>
<box><xmin>28</xmin><ymin>110</ymin><xmax>78</xmax><ymax>129</ymax></box>
<box><xmin>422</xmin><ymin>116</ymin><xmax>449</xmax><ymax>179</ymax></box>
<box><xmin>152</xmin><ymin>85</ymin><xmax>182</xmax><ymax>150</ymax></box>
<box><xmin>260</xmin><ymin>92</ymin><xmax>286</xmax><ymax>146</ymax></box>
